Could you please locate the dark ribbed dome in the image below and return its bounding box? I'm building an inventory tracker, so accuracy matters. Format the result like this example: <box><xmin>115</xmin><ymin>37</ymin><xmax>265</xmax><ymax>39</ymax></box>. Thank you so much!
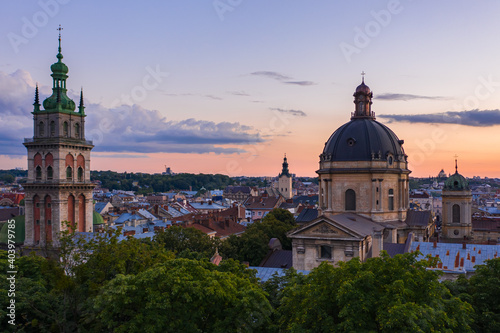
<box><xmin>321</xmin><ymin>118</ymin><xmax>406</xmax><ymax>162</ymax></box>
<box><xmin>444</xmin><ymin>172</ymin><xmax>470</xmax><ymax>191</ymax></box>
<box><xmin>355</xmin><ymin>81</ymin><xmax>371</xmax><ymax>94</ymax></box>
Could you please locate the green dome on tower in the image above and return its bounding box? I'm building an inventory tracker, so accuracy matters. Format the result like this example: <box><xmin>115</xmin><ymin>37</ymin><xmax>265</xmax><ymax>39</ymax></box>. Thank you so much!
<box><xmin>40</xmin><ymin>27</ymin><xmax>77</xmax><ymax>113</ymax></box>
<box><xmin>444</xmin><ymin>159</ymin><xmax>469</xmax><ymax>191</ymax></box>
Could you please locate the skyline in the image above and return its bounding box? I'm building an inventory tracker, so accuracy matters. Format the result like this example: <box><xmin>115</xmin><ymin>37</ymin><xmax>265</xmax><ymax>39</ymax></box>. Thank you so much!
<box><xmin>2</xmin><ymin>1</ymin><xmax>500</xmax><ymax>177</ymax></box>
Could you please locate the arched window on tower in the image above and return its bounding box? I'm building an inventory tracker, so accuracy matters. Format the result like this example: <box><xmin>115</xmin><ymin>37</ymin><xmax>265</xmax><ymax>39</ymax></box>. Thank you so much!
<box><xmin>452</xmin><ymin>204</ymin><xmax>460</xmax><ymax>223</ymax></box>
<box><xmin>47</xmin><ymin>166</ymin><xmax>53</xmax><ymax>180</ymax></box>
<box><xmin>74</xmin><ymin>123</ymin><xmax>80</xmax><ymax>139</ymax></box>
<box><xmin>345</xmin><ymin>189</ymin><xmax>356</xmax><ymax>211</ymax></box>
<box><xmin>38</xmin><ymin>121</ymin><xmax>44</xmax><ymax>137</ymax></box>
<box><xmin>35</xmin><ymin>166</ymin><xmax>42</xmax><ymax>180</ymax></box>
<box><xmin>50</xmin><ymin>121</ymin><xmax>55</xmax><ymax>137</ymax></box>
<box><xmin>66</xmin><ymin>166</ymin><xmax>72</xmax><ymax>180</ymax></box>
<box><xmin>63</xmin><ymin>121</ymin><xmax>68</xmax><ymax>137</ymax></box>
<box><xmin>77</xmin><ymin>167</ymin><xmax>83</xmax><ymax>182</ymax></box>
<box><xmin>388</xmin><ymin>189</ymin><xmax>394</xmax><ymax>211</ymax></box>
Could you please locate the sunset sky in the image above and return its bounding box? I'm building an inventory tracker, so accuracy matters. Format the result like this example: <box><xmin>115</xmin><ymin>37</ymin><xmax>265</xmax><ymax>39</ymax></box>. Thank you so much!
<box><xmin>2</xmin><ymin>0</ymin><xmax>500</xmax><ymax>178</ymax></box>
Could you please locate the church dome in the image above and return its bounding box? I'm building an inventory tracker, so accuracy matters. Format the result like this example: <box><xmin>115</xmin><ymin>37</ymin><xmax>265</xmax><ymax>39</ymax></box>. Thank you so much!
<box><xmin>355</xmin><ymin>81</ymin><xmax>371</xmax><ymax>94</ymax></box>
<box><xmin>444</xmin><ymin>172</ymin><xmax>469</xmax><ymax>191</ymax></box>
<box><xmin>321</xmin><ymin>118</ymin><xmax>406</xmax><ymax>162</ymax></box>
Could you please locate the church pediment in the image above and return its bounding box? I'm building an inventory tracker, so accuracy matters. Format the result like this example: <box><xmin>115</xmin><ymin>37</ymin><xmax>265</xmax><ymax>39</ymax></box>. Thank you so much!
<box><xmin>288</xmin><ymin>215</ymin><xmax>364</xmax><ymax>239</ymax></box>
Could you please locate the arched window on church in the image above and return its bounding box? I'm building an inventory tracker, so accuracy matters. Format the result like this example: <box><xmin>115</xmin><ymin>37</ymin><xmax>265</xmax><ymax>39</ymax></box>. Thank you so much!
<box><xmin>388</xmin><ymin>189</ymin><xmax>394</xmax><ymax>211</ymax></box>
<box><xmin>452</xmin><ymin>204</ymin><xmax>460</xmax><ymax>223</ymax></box>
<box><xmin>345</xmin><ymin>189</ymin><xmax>356</xmax><ymax>211</ymax></box>
<box><xmin>50</xmin><ymin>121</ymin><xmax>55</xmax><ymax>137</ymax></box>
<box><xmin>74</xmin><ymin>123</ymin><xmax>80</xmax><ymax>139</ymax></box>
<box><xmin>35</xmin><ymin>166</ymin><xmax>42</xmax><ymax>180</ymax></box>
<box><xmin>77</xmin><ymin>167</ymin><xmax>83</xmax><ymax>182</ymax></box>
<box><xmin>63</xmin><ymin>121</ymin><xmax>68</xmax><ymax>137</ymax></box>
<box><xmin>47</xmin><ymin>166</ymin><xmax>53</xmax><ymax>180</ymax></box>
<box><xmin>66</xmin><ymin>166</ymin><xmax>72</xmax><ymax>180</ymax></box>
<box><xmin>38</xmin><ymin>121</ymin><xmax>44</xmax><ymax>137</ymax></box>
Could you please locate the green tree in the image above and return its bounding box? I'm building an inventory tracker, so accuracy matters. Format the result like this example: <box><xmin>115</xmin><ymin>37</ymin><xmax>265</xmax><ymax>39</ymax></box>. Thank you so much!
<box><xmin>92</xmin><ymin>259</ymin><xmax>272</xmax><ymax>333</ymax></box>
<box><xmin>153</xmin><ymin>225</ymin><xmax>218</xmax><ymax>258</ymax></box>
<box><xmin>277</xmin><ymin>252</ymin><xmax>473</xmax><ymax>333</ymax></box>
<box><xmin>446</xmin><ymin>258</ymin><xmax>500</xmax><ymax>332</ymax></box>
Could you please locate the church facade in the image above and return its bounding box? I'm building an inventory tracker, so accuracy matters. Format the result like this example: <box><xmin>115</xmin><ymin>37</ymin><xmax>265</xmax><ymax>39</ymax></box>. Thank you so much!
<box><xmin>289</xmin><ymin>79</ymin><xmax>430</xmax><ymax>270</ymax></box>
<box><xmin>23</xmin><ymin>33</ymin><xmax>94</xmax><ymax>247</ymax></box>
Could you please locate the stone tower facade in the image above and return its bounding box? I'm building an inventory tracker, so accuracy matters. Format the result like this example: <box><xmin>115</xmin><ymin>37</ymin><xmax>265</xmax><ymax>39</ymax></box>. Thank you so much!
<box><xmin>278</xmin><ymin>155</ymin><xmax>293</xmax><ymax>200</ymax></box>
<box><xmin>23</xmin><ymin>33</ymin><xmax>94</xmax><ymax>247</ymax></box>
<box><xmin>441</xmin><ymin>164</ymin><xmax>472</xmax><ymax>240</ymax></box>
<box><xmin>317</xmin><ymin>80</ymin><xmax>410</xmax><ymax>222</ymax></box>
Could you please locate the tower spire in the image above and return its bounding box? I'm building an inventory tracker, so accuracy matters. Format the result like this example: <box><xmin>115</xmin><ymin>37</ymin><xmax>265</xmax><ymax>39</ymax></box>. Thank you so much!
<box><xmin>78</xmin><ymin>87</ymin><xmax>85</xmax><ymax>114</ymax></box>
<box><xmin>454</xmin><ymin>154</ymin><xmax>458</xmax><ymax>173</ymax></box>
<box><xmin>33</xmin><ymin>84</ymin><xmax>40</xmax><ymax>112</ymax></box>
<box><xmin>361</xmin><ymin>70</ymin><xmax>365</xmax><ymax>83</ymax></box>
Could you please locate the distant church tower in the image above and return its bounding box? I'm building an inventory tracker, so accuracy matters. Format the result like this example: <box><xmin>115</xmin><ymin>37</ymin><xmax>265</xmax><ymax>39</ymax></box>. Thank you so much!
<box><xmin>441</xmin><ymin>160</ymin><xmax>472</xmax><ymax>240</ymax></box>
<box><xmin>23</xmin><ymin>29</ymin><xmax>95</xmax><ymax>247</ymax></box>
<box><xmin>278</xmin><ymin>154</ymin><xmax>293</xmax><ymax>200</ymax></box>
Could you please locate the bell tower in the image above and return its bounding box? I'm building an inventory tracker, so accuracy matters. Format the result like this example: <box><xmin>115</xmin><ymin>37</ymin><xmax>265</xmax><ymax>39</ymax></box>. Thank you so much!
<box><xmin>441</xmin><ymin>159</ymin><xmax>472</xmax><ymax>240</ymax></box>
<box><xmin>278</xmin><ymin>154</ymin><xmax>293</xmax><ymax>200</ymax></box>
<box><xmin>23</xmin><ymin>27</ymin><xmax>95</xmax><ymax>247</ymax></box>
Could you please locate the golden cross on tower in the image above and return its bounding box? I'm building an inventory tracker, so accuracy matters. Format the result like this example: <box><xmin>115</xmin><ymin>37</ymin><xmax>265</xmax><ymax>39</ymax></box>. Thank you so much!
<box><xmin>361</xmin><ymin>71</ymin><xmax>366</xmax><ymax>82</ymax></box>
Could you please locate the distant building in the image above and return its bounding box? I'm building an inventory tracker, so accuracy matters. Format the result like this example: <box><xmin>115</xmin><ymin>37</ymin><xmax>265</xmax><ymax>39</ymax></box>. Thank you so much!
<box><xmin>223</xmin><ymin>186</ymin><xmax>258</xmax><ymax>202</ymax></box>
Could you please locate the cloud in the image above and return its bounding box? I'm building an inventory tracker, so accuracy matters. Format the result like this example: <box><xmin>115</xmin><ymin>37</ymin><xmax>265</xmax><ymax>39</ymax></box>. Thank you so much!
<box><xmin>227</xmin><ymin>91</ymin><xmax>250</xmax><ymax>96</ymax></box>
<box><xmin>204</xmin><ymin>95</ymin><xmax>222</xmax><ymax>100</ymax></box>
<box><xmin>284</xmin><ymin>81</ymin><xmax>316</xmax><ymax>86</ymax></box>
<box><xmin>378</xmin><ymin>109</ymin><xmax>500</xmax><ymax>127</ymax></box>
<box><xmin>376</xmin><ymin>93</ymin><xmax>448</xmax><ymax>101</ymax></box>
<box><xmin>251</xmin><ymin>71</ymin><xmax>292</xmax><ymax>81</ymax></box>
<box><xmin>0</xmin><ymin>69</ymin><xmax>263</xmax><ymax>157</ymax></box>
<box><xmin>93</xmin><ymin>153</ymin><xmax>149</xmax><ymax>159</ymax></box>
<box><xmin>270</xmin><ymin>108</ymin><xmax>307</xmax><ymax>117</ymax></box>
<box><xmin>251</xmin><ymin>71</ymin><xmax>316</xmax><ymax>86</ymax></box>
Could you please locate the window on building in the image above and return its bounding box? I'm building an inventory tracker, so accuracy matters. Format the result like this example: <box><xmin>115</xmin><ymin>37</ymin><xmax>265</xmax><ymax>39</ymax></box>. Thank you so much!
<box><xmin>77</xmin><ymin>167</ymin><xmax>83</xmax><ymax>182</ymax></box>
<box><xmin>47</xmin><ymin>166</ymin><xmax>53</xmax><ymax>180</ymax></box>
<box><xmin>66</xmin><ymin>166</ymin><xmax>72</xmax><ymax>180</ymax></box>
<box><xmin>50</xmin><ymin>121</ymin><xmax>55</xmax><ymax>136</ymax></box>
<box><xmin>63</xmin><ymin>121</ymin><xmax>68</xmax><ymax>137</ymax></box>
<box><xmin>38</xmin><ymin>121</ymin><xmax>44</xmax><ymax>137</ymax></box>
<box><xmin>35</xmin><ymin>166</ymin><xmax>42</xmax><ymax>180</ymax></box>
<box><xmin>258</xmin><ymin>211</ymin><xmax>262</xmax><ymax>216</ymax></box>
<box><xmin>388</xmin><ymin>189</ymin><xmax>394</xmax><ymax>211</ymax></box>
<box><xmin>345</xmin><ymin>189</ymin><xmax>356</xmax><ymax>211</ymax></box>
<box><xmin>74</xmin><ymin>123</ymin><xmax>80</xmax><ymax>138</ymax></box>
<box><xmin>452</xmin><ymin>204</ymin><xmax>460</xmax><ymax>223</ymax></box>
<box><xmin>320</xmin><ymin>245</ymin><xmax>332</xmax><ymax>259</ymax></box>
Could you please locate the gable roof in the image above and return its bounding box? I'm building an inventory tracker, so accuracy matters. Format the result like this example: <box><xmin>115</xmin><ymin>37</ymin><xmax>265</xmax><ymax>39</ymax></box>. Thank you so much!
<box><xmin>405</xmin><ymin>210</ymin><xmax>432</xmax><ymax>227</ymax></box>
<box><xmin>295</xmin><ymin>208</ymin><xmax>318</xmax><ymax>223</ymax></box>
<box><xmin>244</xmin><ymin>196</ymin><xmax>282</xmax><ymax>210</ymax></box>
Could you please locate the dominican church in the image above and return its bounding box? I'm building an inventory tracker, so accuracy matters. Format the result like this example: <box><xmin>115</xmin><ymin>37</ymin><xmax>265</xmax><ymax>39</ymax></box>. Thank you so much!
<box><xmin>288</xmin><ymin>79</ymin><xmax>435</xmax><ymax>271</ymax></box>
<box><xmin>23</xmin><ymin>32</ymin><xmax>94</xmax><ymax>247</ymax></box>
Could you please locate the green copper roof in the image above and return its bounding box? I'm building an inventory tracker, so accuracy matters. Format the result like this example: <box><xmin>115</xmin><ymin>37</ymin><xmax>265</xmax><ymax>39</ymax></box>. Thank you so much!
<box><xmin>444</xmin><ymin>172</ymin><xmax>470</xmax><ymax>191</ymax></box>
<box><xmin>0</xmin><ymin>215</ymin><xmax>25</xmax><ymax>244</ymax></box>
<box><xmin>37</xmin><ymin>32</ymin><xmax>82</xmax><ymax>115</ymax></box>
<box><xmin>93</xmin><ymin>210</ymin><xmax>105</xmax><ymax>225</ymax></box>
